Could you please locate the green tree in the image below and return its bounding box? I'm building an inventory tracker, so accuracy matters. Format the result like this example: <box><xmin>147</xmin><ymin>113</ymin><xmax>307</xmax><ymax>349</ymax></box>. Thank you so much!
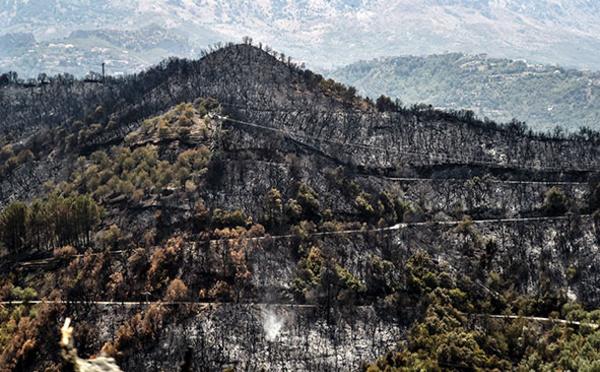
<box><xmin>265</xmin><ymin>189</ymin><xmax>283</xmax><ymax>228</ymax></box>
<box><xmin>72</xmin><ymin>195</ymin><xmax>101</xmax><ymax>246</ymax></box>
<box><xmin>0</xmin><ymin>202</ymin><xmax>28</xmax><ymax>254</ymax></box>
<box><xmin>26</xmin><ymin>199</ymin><xmax>50</xmax><ymax>251</ymax></box>
<box><xmin>296</xmin><ymin>183</ymin><xmax>320</xmax><ymax>221</ymax></box>
<box><xmin>366</xmin><ymin>255</ymin><xmax>396</xmax><ymax>298</ymax></box>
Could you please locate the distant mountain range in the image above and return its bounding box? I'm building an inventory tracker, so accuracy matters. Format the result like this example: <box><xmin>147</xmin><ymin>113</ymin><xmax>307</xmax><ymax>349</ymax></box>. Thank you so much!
<box><xmin>2</xmin><ymin>0</ymin><xmax>600</xmax><ymax>77</ymax></box>
<box><xmin>329</xmin><ymin>52</ymin><xmax>600</xmax><ymax>132</ymax></box>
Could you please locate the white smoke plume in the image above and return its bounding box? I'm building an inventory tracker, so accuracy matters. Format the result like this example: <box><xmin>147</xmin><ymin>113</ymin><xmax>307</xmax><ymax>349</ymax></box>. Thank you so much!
<box><xmin>263</xmin><ymin>309</ymin><xmax>285</xmax><ymax>342</ymax></box>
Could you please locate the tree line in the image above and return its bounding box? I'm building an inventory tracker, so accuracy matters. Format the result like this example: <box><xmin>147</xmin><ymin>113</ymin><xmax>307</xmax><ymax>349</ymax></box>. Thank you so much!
<box><xmin>0</xmin><ymin>195</ymin><xmax>101</xmax><ymax>254</ymax></box>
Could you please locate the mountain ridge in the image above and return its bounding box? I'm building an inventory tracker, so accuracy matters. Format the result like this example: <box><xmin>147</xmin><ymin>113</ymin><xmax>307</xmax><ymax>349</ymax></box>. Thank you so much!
<box><xmin>3</xmin><ymin>43</ymin><xmax>600</xmax><ymax>215</ymax></box>
<box><xmin>329</xmin><ymin>52</ymin><xmax>600</xmax><ymax>132</ymax></box>
<box><xmin>3</xmin><ymin>0</ymin><xmax>600</xmax><ymax>77</ymax></box>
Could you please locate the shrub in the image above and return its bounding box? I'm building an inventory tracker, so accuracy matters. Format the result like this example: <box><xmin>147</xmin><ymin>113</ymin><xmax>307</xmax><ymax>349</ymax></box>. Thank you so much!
<box><xmin>178</xmin><ymin>126</ymin><xmax>191</xmax><ymax>138</ymax></box>
<box><xmin>3</xmin><ymin>156</ymin><xmax>19</xmax><ymax>172</ymax></box>
<box><xmin>164</xmin><ymin>279</ymin><xmax>189</xmax><ymax>302</ymax></box>
<box><xmin>103</xmin><ymin>225</ymin><xmax>121</xmax><ymax>248</ymax></box>
<box><xmin>211</xmin><ymin>209</ymin><xmax>250</xmax><ymax>229</ymax></box>
<box><xmin>54</xmin><ymin>246</ymin><xmax>78</xmax><ymax>262</ymax></box>
<box><xmin>543</xmin><ymin>187</ymin><xmax>568</xmax><ymax>216</ymax></box>
<box><xmin>16</xmin><ymin>150</ymin><xmax>34</xmax><ymax>164</ymax></box>
<box><xmin>0</xmin><ymin>145</ymin><xmax>14</xmax><ymax>163</ymax></box>
<box><xmin>9</xmin><ymin>286</ymin><xmax>37</xmax><ymax>303</ymax></box>
<box><xmin>158</xmin><ymin>123</ymin><xmax>171</xmax><ymax>139</ymax></box>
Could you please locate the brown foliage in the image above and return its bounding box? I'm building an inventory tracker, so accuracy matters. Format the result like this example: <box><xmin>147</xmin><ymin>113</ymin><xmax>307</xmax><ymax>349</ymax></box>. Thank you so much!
<box><xmin>128</xmin><ymin>248</ymin><xmax>149</xmax><ymax>279</ymax></box>
<box><xmin>0</xmin><ymin>302</ymin><xmax>65</xmax><ymax>372</ymax></box>
<box><xmin>61</xmin><ymin>248</ymin><xmax>113</xmax><ymax>301</ymax></box>
<box><xmin>101</xmin><ymin>342</ymin><xmax>117</xmax><ymax>358</ymax></box>
<box><xmin>207</xmin><ymin>280</ymin><xmax>234</xmax><ymax>301</ymax></box>
<box><xmin>107</xmin><ymin>272</ymin><xmax>127</xmax><ymax>301</ymax></box>
<box><xmin>114</xmin><ymin>304</ymin><xmax>168</xmax><ymax>360</ymax></box>
<box><xmin>53</xmin><ymin>245</ymin><xmax>77</xmax><ymax>262</ymax></box>
<box><xmin>164</xmin><ymin>279</ymin><xmax>189</xmax><ymax>302</ymax></box>
<box><xmin>147</xmin><ymin>237</ymin><xmax>184</xmax><ymax>292</ymax></box>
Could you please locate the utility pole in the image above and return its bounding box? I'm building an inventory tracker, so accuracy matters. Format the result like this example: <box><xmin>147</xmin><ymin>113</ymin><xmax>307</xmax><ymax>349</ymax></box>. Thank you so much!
<box><xmin>102</xmin><ymin>62</ymin><xmax>105</xmax><ymax>82</ymax></box>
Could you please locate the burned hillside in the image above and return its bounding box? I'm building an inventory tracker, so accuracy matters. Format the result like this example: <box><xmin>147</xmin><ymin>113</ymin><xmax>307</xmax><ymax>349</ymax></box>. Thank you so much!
<box><xmin>2</xmin><ymin>44</ymin><xmax>600</xmax><ymax>372</ymax></box>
